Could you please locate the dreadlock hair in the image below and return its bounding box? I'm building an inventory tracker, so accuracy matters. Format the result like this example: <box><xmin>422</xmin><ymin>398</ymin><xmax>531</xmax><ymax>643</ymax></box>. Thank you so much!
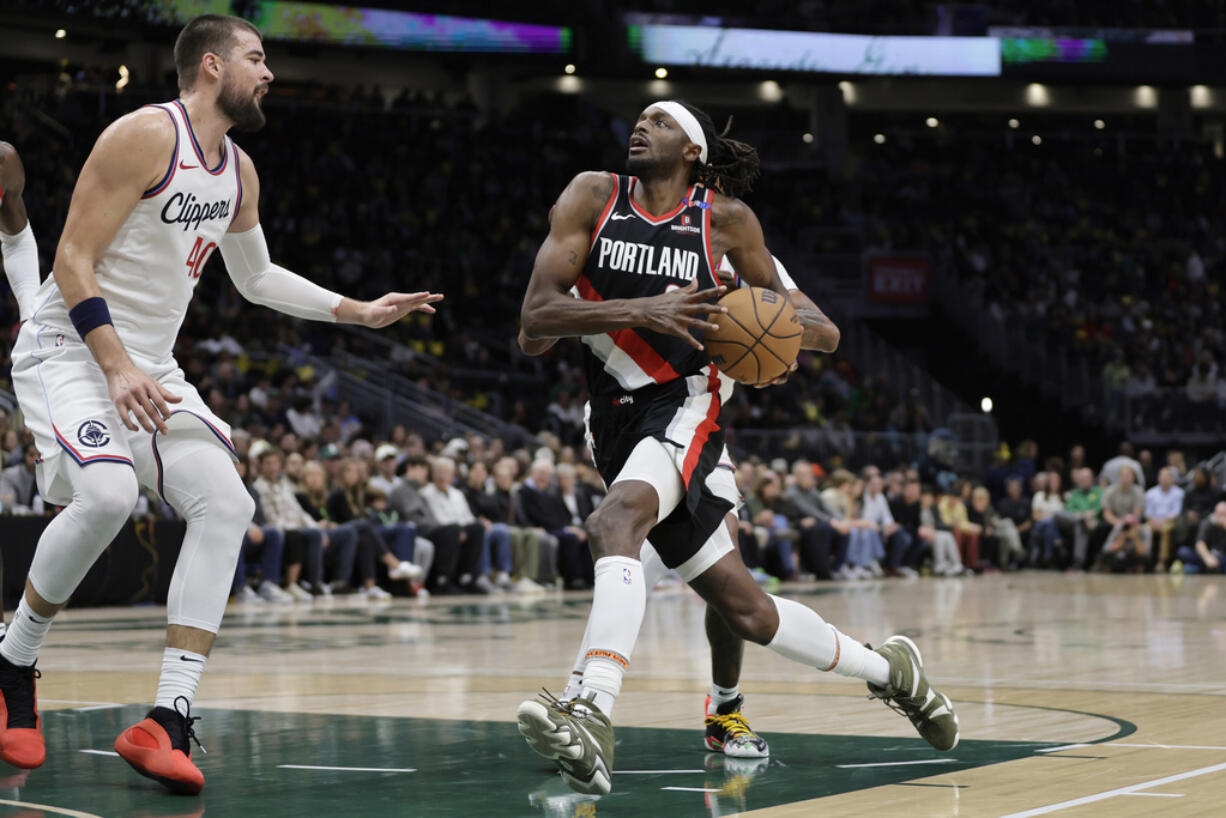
<box><xmin>678</xmin><ymin>101</ymin><xmax>761</xmax><ymax>199</ymax></box>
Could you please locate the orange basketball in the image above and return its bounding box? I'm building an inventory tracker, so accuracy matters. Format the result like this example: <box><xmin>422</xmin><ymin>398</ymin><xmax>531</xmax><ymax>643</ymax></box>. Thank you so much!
<box><xmin>705</xmin><ymin>286</ymin><xmax>802</xmax><ymax>385</ymax></box>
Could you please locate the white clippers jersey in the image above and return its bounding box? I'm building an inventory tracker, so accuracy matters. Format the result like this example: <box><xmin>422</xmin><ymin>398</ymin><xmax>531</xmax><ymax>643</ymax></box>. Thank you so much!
<box><xmin>31</xmin><ymin>100</ymin><xmax>241</xmax><ymax>365</ymax></box>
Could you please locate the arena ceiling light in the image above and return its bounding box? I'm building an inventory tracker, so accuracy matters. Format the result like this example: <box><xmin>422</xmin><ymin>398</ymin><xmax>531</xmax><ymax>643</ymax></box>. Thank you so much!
<box><xmin>1094</xmin><ymin>119</ymin><xmax>1105</xmax><ymax>129</ymax></box>
<box><xmin>873</xmin><ymin>133</ymin><xmax>886</xmax><ymax>144</ymax></box>
<box><xmin>1031</xmin><ymin>135</ymin><xmax>1042</xmax><ymax>145</ymax></box>
<box><xmin>54</xmin><ymin>28</ymin><xmax>66</xmax><ymax>38</ymax></box>
<box><xmin>654</xmin><ymin>66</ymin><xmax>668</xmax><ymax>79</ymax></box>
<box><xmin>926</xmin><ymin>117</ymin><xmax>939</xmax><ymax>128</ymax></box>
<box><xmin>1008</xmin><ymin>118</ymin><xmax>1020</xmax><ymax>128</ymax></box>
<box><xmin>1025</xmin><ymin>83</ymin><xmax>1050</xmax><ymax>106</ymax></box>
<box><xmin>802</xmin><ymin>132</ymin><xmax>814</xmax><ymax>144</ymax></box>
<box><xmin>564</xmin><ymin>64</ymin><xmax>575</xmax><ymax>74</ymax></box>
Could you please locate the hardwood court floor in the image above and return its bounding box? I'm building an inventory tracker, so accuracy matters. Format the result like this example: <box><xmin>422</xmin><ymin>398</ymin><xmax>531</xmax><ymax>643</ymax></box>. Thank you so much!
<box><xmin>6</xmin><ymin>572</ymin><xmax>1225</xmax><ymax>816</ymax></box>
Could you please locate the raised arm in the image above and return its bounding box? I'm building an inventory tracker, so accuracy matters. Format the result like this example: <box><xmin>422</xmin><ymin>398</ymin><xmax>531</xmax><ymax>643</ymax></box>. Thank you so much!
<box><xmin>519</xmin><ymin>171</ymin><xmax>724</xmax><ymax>351</ymax></box>
<box><xmin>53</xmin><ymin>109</ymin><xmax>185</xmax><ymax>433</ymax></box>
<box><xmin>222</xmin><ymin>147</ymin><xmax>442</xmax><ymax>328</ymax></box>
<box><xmin>0</xmin><ymin>142</ymin><xmax>40</xmax><ymax>320</ymax></box>
<box><xmin>712</xmin><ymin>197</ymin><xmax>839</xmax><ymax>352</ymax></box>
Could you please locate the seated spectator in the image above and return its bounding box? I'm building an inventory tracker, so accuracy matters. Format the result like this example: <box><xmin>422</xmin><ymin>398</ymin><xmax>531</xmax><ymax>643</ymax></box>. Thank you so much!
<box><xmin>0</xmin><ymin>443</ymin><xmax>41</xmax><ymax>514</ymax></box>
<box><xmin>251</xmin><ymin>442</ymin><xmax>355</xmax><ymax>598</ymax></box>
<box><xmin>518</xmin><ymin>458</ymin><xmax>592</xmax><ymax>590</ymax></box>
<box><xmin>1030</xmin><ymin>470</ymin><xmax>1066</xmax><ymax>566</ymax></box>
<box><xmin>822</xmin><ymin>469</ymin><xmax>885</xmax><ymax>579</ymax></box>
<box><xmin>463</xmin><ymin>457</ymin><xmax>548</xmax><ymax>592</ymax></box>
<box><xmin>456</xmin><ymin>459</ymin><xmax>514</xmax><ymax>591</ymax></box>
<box><xmin>1056</xmin><ymin>468</ymin><xmax>1103</xmax><ymax>569</ymax></box>
<box><xmin>969</xmin><ymin>485</ymin><xmax>1024</xmax><ymax>570</ymax></box>
<box><xmin>370</xmin><ymin>443</ymin><xmax>403</xmax><ymax>496</ymax></box>
<box><xmin>232</xmin><ymin>458</ymin><xmax>293</xmax><ymax>603</ymax></box>
<box><xmin>889</xmin><ymin>477</ymin><xmax>930</xmax><ymax>574</ymax></box>
<box><xmin>421</xmin><ymin>457</ymin><xmax>499</xmax><ymax>593</ymax></box>
<box><xmin>787</xmin><ymin>460</ymin><xmax>839</xmax><ymax>579</ymax></box>
<box><xmin>1174</xmin><ymin>501</ymin><xmax>1226</xmax><ymax>574</ymax></box>
<box><xmin>388</xmin><ymin>456</ymin><xmax>481</xmax><ymax>594</ymax></box>
<box><xmin>1173</xmin><ymin>467</ymin><xmax>1221</xmax><ymax>553</ymax></box>
<box><xmin>922</xmin><ymin>485</ymin><xmax>963</xmax><ymax>576</ymax></box>
<box><xmin>743</xmin><ymin>469</ymin><xmax>810</xmax><ymax>580</ymax></box>
<box><xmin>365</xmin><ymin>484</ymin><xmax>434</xmax><ymax>592</ymax></box>
<box><xmin>1096</xmin><ymin>465</ymin><xmax>1150</xmax><ymax>572</ymax></box>
<box><xmin>863</xmin><ymin>470</ymin><xmax>919</xmax><ymax>576</ymax></box>
<box><xmin>295</xmin><ymin>461</ymin><xmax>389</xmax><ymax>597</ymax></box>
<box><xmin>995</xmin><ymin>477</ymin><xmax>1033</xmax><ymax>555</ymax></box>
<box><xmin>939</xmin><ymin>479</ymin><xmax>981</xmax><ymax>572</ymax></box>
<box><xmin>325</xmin><ymin>458</ymin><xmax>425</xmax><ymax>593</ymax></box>
<box><xmin>1144</xmin><ymin>467</ymin><xmax>1185</xmax><ymax>571</ymax></box>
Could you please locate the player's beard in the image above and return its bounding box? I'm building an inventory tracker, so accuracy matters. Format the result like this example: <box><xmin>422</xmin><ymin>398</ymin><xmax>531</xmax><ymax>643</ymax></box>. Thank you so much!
<box><xmin>626</xmin><ymin>152</ymin><xmax>666</xmax><ymax>178</ymax></box>
<box><xmin>218</xmin><ymin>79</ymin><xmax>266</xmax><ymax>132</ymax></box>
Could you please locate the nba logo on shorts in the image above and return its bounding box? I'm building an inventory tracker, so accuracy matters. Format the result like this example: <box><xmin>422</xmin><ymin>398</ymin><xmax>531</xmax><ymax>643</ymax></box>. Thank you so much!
<box><xmin>54</xmin><ymin>334</ymin><xmax>66</xmax><ymax>347</ymax></box>
<box><xmin>622</xmin><ymin>567</ymin><xmax>632</xmax><ymax>584</ymax></box>
<box><xmin>77</xmin><ymin>420</ymin><xmax>111</xmax><ymax>448</ymax></box>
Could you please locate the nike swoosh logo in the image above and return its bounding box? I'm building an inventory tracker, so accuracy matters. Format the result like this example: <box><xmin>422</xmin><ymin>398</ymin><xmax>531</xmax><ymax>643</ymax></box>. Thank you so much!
<box><xmin>179</xmin><ymin>656</ymin><xmax>204</xmax><ymax>663</ymax></box>
<box><xmin>609</xmin><ymin>212</ymin><xmax>635</xmax><ymax>220</ymax></box>
<box><xmin>179</xmin><ymin>161</ymin><xmax>198</xmax><ymax>170</ymax></box>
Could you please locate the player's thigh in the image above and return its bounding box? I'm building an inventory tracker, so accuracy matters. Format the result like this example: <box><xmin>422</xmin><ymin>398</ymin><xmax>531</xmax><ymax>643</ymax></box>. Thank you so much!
<box><xmin>11</xmin><ymin>336</ymin><xmax>135</xmax><ymax>505</ymax></box>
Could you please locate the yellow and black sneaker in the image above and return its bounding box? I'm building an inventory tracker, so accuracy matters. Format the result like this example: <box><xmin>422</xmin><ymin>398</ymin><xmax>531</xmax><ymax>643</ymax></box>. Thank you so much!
<box><xmin>703</xmin><ymin>694</ymin><xmax>769</xmax><ymax>758</ymax></box>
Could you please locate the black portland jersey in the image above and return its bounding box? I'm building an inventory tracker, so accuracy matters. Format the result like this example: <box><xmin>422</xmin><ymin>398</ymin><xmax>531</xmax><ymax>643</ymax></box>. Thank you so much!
<box><xmin>576</xmin><ymin>173</ymin><xmax>720</xmax><ymax>397</ymax></box>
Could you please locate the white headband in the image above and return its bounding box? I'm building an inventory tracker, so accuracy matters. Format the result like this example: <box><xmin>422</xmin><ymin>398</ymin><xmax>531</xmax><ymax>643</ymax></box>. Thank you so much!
<box><xmin>650</xmin><ymin>100</ymin><xmax>708</xmax><ymax>164</ymax></box>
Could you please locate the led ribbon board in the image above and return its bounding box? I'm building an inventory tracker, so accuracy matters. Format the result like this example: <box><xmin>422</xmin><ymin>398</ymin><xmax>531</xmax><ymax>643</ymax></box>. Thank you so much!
<box><xmin>149</xmin><ymin>0</ymin><xmax>572</xmax><ymax>53</ymax></box>
<box><xmin>628</xmin><ymin>24</ymin><xmax>1001</xmax><ymax>76</ymax></box>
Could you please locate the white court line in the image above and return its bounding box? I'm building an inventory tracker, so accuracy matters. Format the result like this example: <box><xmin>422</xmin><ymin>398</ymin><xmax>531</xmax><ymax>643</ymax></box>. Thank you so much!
<box><xmin>0</xmin><ymin>798</ymin><xmax>103</xmax><ymax>817</ymax></box>
<box><xmin>1110</xmin><ymin>743</ymin><xmax>1226</xmax><ymax>751</ymax></box>
<box><xmin>73</xmin><ymin>704</ymin><xmax>124</xmax><ymax>712</ymax></box>
<box><xmin>1000</xmin><ymin>761</ymin><xmax>1226</xmax><ymax>817</ymax></box>
<box><xmin>79</xmin><ymin>749</ymin><xmax>120</xmax><ymax>757</ymax></box>
<box><xmin>278</xmin><ymin>764</ymin><xmax>416</xmax><ymax>773</ymax></box>
<box><xmin>1121</xmin><ymin>792</ymin><xmax>1184</xmax><ymax>798</ymax></box>
<box><xmin>1036</xmin><ymin>744</ymin><xmax>1091</xmax><ymax>753</ymax></box>
<box><xmin>614</xmin><ymin>769</ymin><xmax>704</xmax><ymax>775</ymax></box>
<box><xmin>41</xmin><ymin>699</ymin><xmax>123</xmax><ymax>707</ymax></box>
<box><xmin>661</xmin><ymin>787</ymin><xmax>722</xmax><ymax>793</ymax></box>
<box><xmin>837</xmin><ymin>759</ymin><xmax>959</xmax><ymax>769</ymax></box>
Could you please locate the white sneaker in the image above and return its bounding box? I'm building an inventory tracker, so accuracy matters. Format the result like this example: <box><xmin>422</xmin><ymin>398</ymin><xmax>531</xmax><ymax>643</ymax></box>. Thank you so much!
<box><xmin>286</xmin><ymin>582</ymin><xmax>314</xmax><ymax>602</ymax></box>
<box><xmin>897</xmin><ymin>566</ymin><xmax>918</xmax><ymax>578</ymax></box>
<box><xmin>512</xmin><ymin>576</ymin><xmax>546</xmax><ymax>595</ymax></box>
<box><xmin>234</xmin><ymin>585</ymin><xmax>263</xmax><ymax>603</ymax></box>
<box><xmin>852</xmin><ymin>566</ymin><xmax>872</xmax><ymax>580</ymax></box>
<box><xmin>868</xmin><ymin>560</ymin><xmax>885</xmax><ymax>578</ymax></box>
<box><xmin>832</xmin><ymin>565</ymin><xmax>851</xmax><ymax>581</ymax></box>
<box><xmin>388</xmin><ymin>561</ymin><xmax>423</xmax><ymax>581</ymax></box>
<box><xmin>494</xmin><ymin>571</ymin><xmax>514</xmax><ymax>590</ymax></box>
<box><xmin>360</xmin><ymin>584</ymin><xmax>393</xmax><ymax>600</ymax></box>
<box><xmin>258</xmin><ymin>580</ymin><xmax>295</xmax><ymax>602</ymax></box>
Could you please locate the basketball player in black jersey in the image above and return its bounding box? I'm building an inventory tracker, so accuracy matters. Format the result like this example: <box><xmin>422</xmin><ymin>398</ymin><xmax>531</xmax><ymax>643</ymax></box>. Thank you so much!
<box><xmin>515</xmin><ymin>101</ymin><xmax>959</xmax><ymax>795</ymax></box>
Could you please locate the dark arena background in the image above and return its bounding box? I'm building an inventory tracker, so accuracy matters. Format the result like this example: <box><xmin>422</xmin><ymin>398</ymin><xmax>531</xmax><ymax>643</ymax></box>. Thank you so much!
<box><xmin>0</xmin><ymin>1</ymin><xmax>1225</xmax><ymax>816</ymax></box>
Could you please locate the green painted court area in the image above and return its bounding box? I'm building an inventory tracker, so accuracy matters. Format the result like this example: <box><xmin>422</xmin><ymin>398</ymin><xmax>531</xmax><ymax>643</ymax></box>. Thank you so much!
<box><xmin>0</xmin><ymin>707</ymin><xmax>1062</xmax><ymax>817</ymax></box>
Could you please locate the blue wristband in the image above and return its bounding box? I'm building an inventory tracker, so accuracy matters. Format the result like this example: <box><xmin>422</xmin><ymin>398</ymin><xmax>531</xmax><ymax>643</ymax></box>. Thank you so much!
<box><xmin>69</xmin><ymin>296</ymin><xmax>113</xmax><ymax>339</ymax></box>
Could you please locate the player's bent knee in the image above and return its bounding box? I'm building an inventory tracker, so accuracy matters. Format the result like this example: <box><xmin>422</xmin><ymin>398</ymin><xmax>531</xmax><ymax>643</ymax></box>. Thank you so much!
<box><xmin>76</xmin><ymin>464</ymin><xmax>140</xmax><ymax>526</ymax></box>
<box><xmin>586</xmin><ymin>497</ymin><xmax>650</xmax><ymax>558</ymax></box>
<box><xmin>717</xmin><ymin>597</ymin><xmax>776</xmax><ymax>645</ymax></box>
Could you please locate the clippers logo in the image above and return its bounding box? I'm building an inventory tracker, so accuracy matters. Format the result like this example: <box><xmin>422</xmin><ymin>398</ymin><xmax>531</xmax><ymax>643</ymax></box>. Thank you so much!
<box><xmin>622</xmin><ymin>567</ymin><xmax>633</xmax><ymax>584</ymax></box>
<box><xmin>77</xmin><ymin>420</ymin><xmax>111</xmax><ymax>448</ymax></box>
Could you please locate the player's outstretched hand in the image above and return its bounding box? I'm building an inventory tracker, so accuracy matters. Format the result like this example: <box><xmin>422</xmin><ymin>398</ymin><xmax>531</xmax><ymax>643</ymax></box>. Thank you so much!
<box><xmin>107</xmin><ymin>365</ymin><xmax>182</xmax><ymax>434</ymax></box>
<box><xmin>754</xmin><ymin>360</ymin><xmax>800</xmax><ymax>389</ymax></box>
<box><xmin>344</xmin><ymin>292</ymin><xmax>445</xmax><ymax>329</ymax></box>
<box><xmin>637</xmin><ymin>279</ymin><xmax>727</xmax><ymax>350</ymax></box>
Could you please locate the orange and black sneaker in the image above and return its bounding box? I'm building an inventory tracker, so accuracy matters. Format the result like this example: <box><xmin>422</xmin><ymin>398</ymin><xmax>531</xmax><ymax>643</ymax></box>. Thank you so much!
<box><xmin>114</xmin><ymin>697</ymin><xmax>206</xmax><ymax>795</ymax></box>
<box><xmin>0</xmin><ymin>653</ymin><xmax>45</xmax><ymax>769</ymax></box>
<box><xmin>703</xmin><ymin>694</ymin><xmax>769</xmax><ymax>758</ymax></box>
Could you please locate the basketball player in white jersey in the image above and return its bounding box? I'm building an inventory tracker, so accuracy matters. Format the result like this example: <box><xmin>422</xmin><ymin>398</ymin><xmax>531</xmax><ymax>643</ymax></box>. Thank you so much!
<box><xmin>0</xmin><ymin>15</ymin><xmax>442</xmax><ymax>793</ymax></box>
<box><xmin>545</xmin><ymin>253</ymin><xmax>833</xmax><ymax>760</ymax></box>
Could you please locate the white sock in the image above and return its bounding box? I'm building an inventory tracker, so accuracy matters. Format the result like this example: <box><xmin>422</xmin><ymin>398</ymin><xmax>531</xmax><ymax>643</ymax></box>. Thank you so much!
<box><xmin>155</xmin><ymin>648</ymin><xmax>207</xmax><ymax>710</ymax></box>
<box><xmin>0</xmin><ymin>598</ymin><xmax>54</xmax><ymax>667</ymax></box>
<box><xmin>577</xmin><ymin>555</ymin><xmax>646</xmax><ymax>718</ymax></box>
<box><xmin>766</xmin><ymin>596</ymin><xmax>890</xmax><ymax>687</ymax></box>
<box><xmin>708</xmin><ymin>683</ymin><xmax>740</xmax><ymax>714</ymax></box>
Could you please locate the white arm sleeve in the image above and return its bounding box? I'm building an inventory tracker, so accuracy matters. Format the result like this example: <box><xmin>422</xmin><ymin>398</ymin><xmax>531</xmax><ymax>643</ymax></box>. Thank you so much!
<box><xmin>220</xmin><ymin>224</ymin><xmax>343</xmax><ymax>322</ymax></box>
<box><xmin>718</xmin><ymin>253</ymin><xmax>798</xmax><ymax>291</ymax></box>
<box><xmin>0</xmin><ymin>222</ymin><xmax>41</xmax><ymax>321</ymax></box>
